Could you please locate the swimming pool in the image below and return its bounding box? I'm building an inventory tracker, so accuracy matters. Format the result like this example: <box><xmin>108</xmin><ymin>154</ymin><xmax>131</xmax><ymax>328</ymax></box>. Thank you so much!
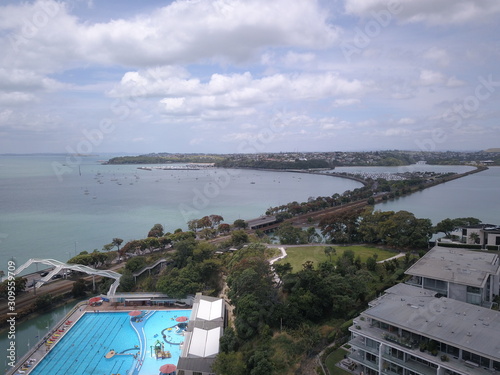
<box><xmin>28</xmin><ymin>310</ymin><xmax>191</xmax><ymax>375</ymax></box>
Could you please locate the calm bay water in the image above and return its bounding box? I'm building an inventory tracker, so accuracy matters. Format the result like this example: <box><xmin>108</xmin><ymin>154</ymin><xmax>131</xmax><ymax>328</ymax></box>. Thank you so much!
<box><xmin>0</xmin><ymin>154</ymin><xmax>362</xmax><ymax>270</ymax></box>
<box><xmin>1</xmin><ymin>157</ymin><xmax>499</xmax><ymax>373</ymax></box>
<box><xmin>376</xmin><ymin>166</ymin><xmax>500</xmax><ymax>225</ymax></box>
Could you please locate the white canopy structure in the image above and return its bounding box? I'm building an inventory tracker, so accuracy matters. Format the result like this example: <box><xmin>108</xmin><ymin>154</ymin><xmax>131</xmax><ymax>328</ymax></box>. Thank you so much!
<box><xmin>4</xmin><ymin>258</ymin><xmax>121</xmax><ymax>296</ymax></box>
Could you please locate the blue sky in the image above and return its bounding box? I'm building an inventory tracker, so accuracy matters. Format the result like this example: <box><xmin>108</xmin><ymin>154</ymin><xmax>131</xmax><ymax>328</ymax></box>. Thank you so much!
<box><xmin>1</xmin><ymin>0</ymin><xmax>500</xmax><ymax>154</ymax></box>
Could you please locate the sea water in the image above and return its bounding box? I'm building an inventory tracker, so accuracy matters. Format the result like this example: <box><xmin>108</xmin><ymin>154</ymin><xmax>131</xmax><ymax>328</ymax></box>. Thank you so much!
<box><xmin>0</xmin><ymin>154</ymin><xmax>362</xmax><ymax>269</ymax></box>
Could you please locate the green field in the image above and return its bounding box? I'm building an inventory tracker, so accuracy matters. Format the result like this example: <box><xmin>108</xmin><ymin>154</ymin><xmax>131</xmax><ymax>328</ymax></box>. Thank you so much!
<box><xmin>325</xmin><ymin>348</ymin><xmax>351</xmax><ymax>375</ymax></box>
<box><xmin>274</xmin><ymin>245</ymin><xmax>397</xmax><ymax>272</ymax></box>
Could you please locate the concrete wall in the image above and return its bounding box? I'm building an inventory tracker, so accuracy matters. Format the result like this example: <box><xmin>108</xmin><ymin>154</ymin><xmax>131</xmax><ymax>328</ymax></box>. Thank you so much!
<box><xmin>448</xmin><ymin>282</ymin><xmax>467</xmax><ymax>303</ymax></box>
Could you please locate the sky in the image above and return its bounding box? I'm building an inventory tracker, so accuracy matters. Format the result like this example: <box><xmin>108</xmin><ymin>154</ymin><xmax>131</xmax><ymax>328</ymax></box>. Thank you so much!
<box><xmin>1</xmin><ymin>0</ymin><xmax>500</xmax><ymax>154</ymax></box>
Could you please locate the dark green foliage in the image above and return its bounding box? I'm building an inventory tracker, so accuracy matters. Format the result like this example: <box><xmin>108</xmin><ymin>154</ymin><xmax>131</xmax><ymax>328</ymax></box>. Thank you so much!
<box><xmin>276</xmin><ymin>222</ymin><xmax>308</xmax><ymax>245</ymax></box>
<box><xmin>34</xmin><ymin>294</ymin><xmax>53</xmax><ymax>310</ymax></box>
<box><xmin>71</xmin><ymin>279</ymin><xmax>88</xmax><ymax>297</ymax></box>
<box><xmin>0</xmin><ymin>276</ymin><xmax>27</xmax><ymax>297</ymax></box>
<box><xmin>148</xmin><ymin>223</ymin><xmax>164</xmax><ymax>238</ymax></box>
<box><xmin>125</xmin><ymin>256</ymin><xmax>147</xmax><ymax>272</ymax></box>
<box><xmin>231</xmin><ymin>230</ymin><xmax>249</xmax><ymax>246</ymax></box>
<box><xmin>434</xmin><ymin>217</ymin><xmax>481</xmax><ymax>237</ymax></box>
<box><xmin>118</xmin><ymin>269</ymin><xmax>135</xmax><ymax>292</ymax></box>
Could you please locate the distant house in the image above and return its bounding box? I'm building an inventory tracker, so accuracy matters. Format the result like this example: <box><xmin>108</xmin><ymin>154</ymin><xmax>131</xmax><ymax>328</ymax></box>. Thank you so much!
<box><xmin>450</xmin><ymin>224</ymin><xmax>500</xmax><ymax>249</ymax></box>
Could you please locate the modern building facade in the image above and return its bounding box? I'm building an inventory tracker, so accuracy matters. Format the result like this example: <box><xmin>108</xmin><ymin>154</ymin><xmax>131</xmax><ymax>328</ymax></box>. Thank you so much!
<box><xmin>348</xmin><ymin>283</ymin><xmax>500</xmax><ymax>375</ymax></box>
<box><xmin>404</xmin><ymin>245</ymin><xmax>500</xmax><ymax>307</ymax></box>
<box><xmin>450</xmin><ymin>224</ymin><xmax>500</xmax><ymax>250</ymax></box>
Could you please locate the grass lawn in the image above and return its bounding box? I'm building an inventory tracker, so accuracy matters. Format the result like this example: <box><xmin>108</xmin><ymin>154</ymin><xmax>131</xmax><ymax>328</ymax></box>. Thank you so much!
<box><xmin>325</xmin><ymin>347</ymin><xmax>351</xmax><ymax>375</ymax></box>
<box><xmin>275</xmin><ymin>245</ymin><xmax>397</xmax><ymax>272</ymax></box>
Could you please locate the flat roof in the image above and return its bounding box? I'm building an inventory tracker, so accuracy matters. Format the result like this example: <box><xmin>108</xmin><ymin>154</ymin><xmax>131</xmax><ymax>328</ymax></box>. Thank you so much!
<box><xmin>178</xmin><ymin>294</ymin><xmax>225</xmax><ymax>374</ymax></box>
<box><xmin>362</xmin><ymin>284</ymin><xmax>500</xmax><ymax>359</ymax></box>
<box><xmin>197</xmin><ymin>298</ymin><xmax>224</xmax><ymax>321</ymax></box>
<box><xmin>187</xmin><ymin>327</ymin><xmax>222</xmax><ymax>357</ymax></box>
<box><xmin>246</xmin><ymin>215</ymin><xmax>277</xmax><ymax>227</ymax></box>
<box><xmin>405</xmin><ymin>245</ymin><xmax>499</xmax><ymax>288</ymax></box>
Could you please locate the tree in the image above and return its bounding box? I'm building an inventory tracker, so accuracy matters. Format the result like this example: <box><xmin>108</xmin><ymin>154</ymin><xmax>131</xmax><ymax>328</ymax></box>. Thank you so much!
<box><xmin>219</xmin><ymin>327</ymin><xmax>239</xmax><ymax>353</ymax></box>
<box><xmin>72</xmin><ymin>279</ymin><xmax>88</xmax><ymax>297</ymax></box>
<box><xmin>306</xmin><ymin>226</ymin><xmax>320</xmax><ymax>243</ymax></box>
<box><xmin>469</xmin><ymin>232</ymin><xmax>480</xmax><ymax>244</ymax></box>
<box><xmin>102</xmin><ymin>243</ymin><xmax>114</xmax><ymax>252</ymax></box>
<box><xmin>218</xmin><ymin>223</ymin><xmax>231</xmax><ymax>234</ymax></box>
<box><xmin>112</xmin><ymin>238</ymin><xmax>123</xmax><ymax>252</ymax></box>
<box><xmin>118</xmin><ymin>270</ymin><xmax>135</xmax><ymax>292</ymax></box>
<box><xmin>233</xmin><ymin>219</ymin><xmax>248</xmax><ymax>229</ymax></box>
<box><xmin>276</xmin><ymin>222</ymin><xmax>307</xmax><ymax>245</ymax></box>
<box><xmin>434</xmin><ymin>218</ymin><xmax>456</xmax><ymax>238</ymax></box>
<box><xmin>187</xmin><ymin>219</ymin><xmax>198</xmax><ymax>232</ymax></box>
<box><xmin>209</xmin><ymin>214</ymin><xmax>224</xmax><ymax>227</ymax></box>
<box><xmin>34</xmin><ymin>294</ymin><xmax>53</xmax><ymax>310</ymax></box>
<box><xmin>324</xmin><ymin>246</ymin><xmax>336</xmax><ymax>262</ymax></box>
<box><xmin>231</xmin><ymin>230</ymin><xmax>248</xmax><ymax>246</ymax></box>
<box><xmin>320</xmin><ymin>207</ymin><xmax>364</xmax><ymax>243</ymax></box>
<box><xmin>0</xmin><ymin>277</ymin><xmax>27</xmax><ymax>298</ymax></box>
<box><xmin>366</xmin><ymin>256</ymin><xmax>377</xmax><ymax>271</ymax></box>
<box><xmin>125</xmin><ymin>257</ymin><xmax>146</xmax><ymax>272</ymax></box>
<box><xmin>212</xmin><ymin>352</ymin><xmax>246</xmax><ymax>375</ymax></box>
<box><xmin>148</xmin><ymin>223</ymin><xmax>164</xmax><ymax>238</ymax></box>
<box><xmin>272</xmin><ymin>263</ymin><xmax>292</xmax><ymax>286</ymax></box>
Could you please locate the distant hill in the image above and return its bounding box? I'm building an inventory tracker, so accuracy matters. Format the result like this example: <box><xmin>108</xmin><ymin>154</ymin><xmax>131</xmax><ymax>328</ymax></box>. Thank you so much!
<box><xmin>485</xmin><ymin>148</ymin><xmax>500</xmax><ymax>152</ymax></box>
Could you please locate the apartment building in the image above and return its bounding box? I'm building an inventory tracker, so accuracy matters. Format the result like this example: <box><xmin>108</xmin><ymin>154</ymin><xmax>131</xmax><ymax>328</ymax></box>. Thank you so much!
<box><xmin>348</xmin><ymin>283</ymin><xmax>500</xmax><ymax>375</ymax></box>
<box><xmin>405</xmin><ymin>245</ymin><xmax>500</xmax><ymax>307</ymax></box>
<box><xmin>450</xmin><ymin>224</ymin><xmax>500</xmax><ymax>250</ymax></box>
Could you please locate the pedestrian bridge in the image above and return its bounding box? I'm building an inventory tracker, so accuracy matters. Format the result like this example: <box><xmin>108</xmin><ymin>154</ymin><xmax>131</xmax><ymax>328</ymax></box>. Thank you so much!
<box><xmin>3</xmin><ymin>258</ymin><xmax>121</xmax><ymax>296</ymax></box>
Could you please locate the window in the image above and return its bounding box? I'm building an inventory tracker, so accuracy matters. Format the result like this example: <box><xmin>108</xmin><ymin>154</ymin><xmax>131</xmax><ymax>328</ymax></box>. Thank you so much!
<box><xmin>366</xmin><ymin>337</ymin><xmax>380</xmax><ymax>350</ymax></box>
<box><xmin>388</xmin><ymin>347</ymin><xmax>405</xmax><ymax>361</ymax></box>
<box><xmin>466</xmin><ymin>286</ymin><xmax>482</xmax><ymax>305</ymax></box>
<box><xmin>423</xmin><ymin>278</ymin><xmax>447</xmax><ymax>295</ymax></box>
<box><xmin>387</xmin><ymin>362</ymin><xmax>404</xmax><ymax>375</ymax></box>
<box><xmin>366</xmin><ymin>352</ymin><xmax>378</xmax><ymax>364</ymax></box>
<box><xmin>467</xmin><ymin>286</ymin><xmax>480</xmax><ymax>294</ymax></box>
<box><xmin>493</xmin><ymin>360</ymin><xmax>500</xmax><ymax>371</ymax></box>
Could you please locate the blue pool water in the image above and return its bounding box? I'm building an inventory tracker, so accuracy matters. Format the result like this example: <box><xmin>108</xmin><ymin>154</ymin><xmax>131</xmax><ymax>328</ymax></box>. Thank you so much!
<box><xmin>28</xmin><ymin>310</ymin><xmax>191</xmax><ymax>375</ymax></box>
<box><xmin>139</xmin><ymin>310</ymin><xmax>190</xmax><ymax>375</ymax></box>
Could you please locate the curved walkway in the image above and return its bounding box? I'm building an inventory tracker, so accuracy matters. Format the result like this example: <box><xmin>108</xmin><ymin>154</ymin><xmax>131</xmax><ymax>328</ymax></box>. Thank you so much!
<box><xmin>5</xmin><ymin>258</ymin><xmax>121</xmax><ymax>296</ymax></box>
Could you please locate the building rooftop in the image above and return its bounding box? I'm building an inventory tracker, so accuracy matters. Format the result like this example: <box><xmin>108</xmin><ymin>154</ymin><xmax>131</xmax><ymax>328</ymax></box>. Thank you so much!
<box><xmin>362</xmin><ymin>284</ymin><xmax>500</xmax><ymax>359</ymax></box>
<box><xmin>405</xmin><ymin>245</ymin><xmax>499</xmax><ymax>288</ymax></box>
<box><xmin>178</xmin><ymin>294</ymin><xmax>226</xmax><ymax>374</ymax></box>
<box><xmin>246</xmin><ymin>215</ymin><xmax>277</xmax><ymax>229</ymax></box>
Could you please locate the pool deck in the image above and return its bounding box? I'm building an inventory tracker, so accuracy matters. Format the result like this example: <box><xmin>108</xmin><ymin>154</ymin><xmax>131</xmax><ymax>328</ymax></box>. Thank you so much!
<box><xmin>8</xmin><ymin>301</ymin><xmax>189</xmax><ymax>375</ymax></box>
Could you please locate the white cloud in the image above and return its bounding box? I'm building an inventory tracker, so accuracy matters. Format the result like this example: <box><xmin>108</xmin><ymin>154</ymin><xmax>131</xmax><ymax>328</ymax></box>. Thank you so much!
<box><xmin>418</xmin><ymin>69</ymin><xmax>445</xmax><ymax>86</ymax></box>
<box><xmin>446</xmin><ymin>76</ymin><xmax>466</xmax><ymax>87</ymax></box>
<box><xmin>344</xmin><ymin>0</ymin><xmax>500</xmax><ymax>25</ymax></box>
<box><xmin>397</xmin><ymin>117</ymin><xmax>416</xmax><ymax>125</ymax></box>
<box><xmin>333</xmin><ymin>98</ymin><xmax>361</xmax><ymax>107</ymax></box>
<box><xmin>111</xmin><ymin>69</ymin><xmax>371</xmax><ymax>120</ymax></box>
<box><xmin>423</xmin><ymin>47</ymin><xmax>450</xmax><ymax>67</ymax></box>
<box><xmin>1</xmin><ymin>0</ymin><xmax>339</xmax><ymax>71</ymax></box>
